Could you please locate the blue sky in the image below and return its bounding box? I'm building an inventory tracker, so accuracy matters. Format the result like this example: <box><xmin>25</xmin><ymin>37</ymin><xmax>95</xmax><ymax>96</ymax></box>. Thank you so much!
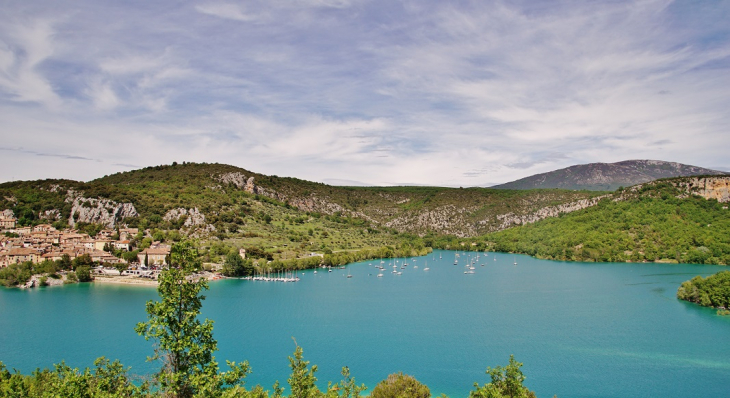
<box><xmin>1</xmin><ymin>0</ymin><xmax>729</xmax><ymax>186</ymax></box>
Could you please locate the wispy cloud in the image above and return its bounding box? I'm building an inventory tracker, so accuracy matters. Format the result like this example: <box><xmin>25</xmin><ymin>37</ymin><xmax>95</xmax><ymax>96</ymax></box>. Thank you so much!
<box><xmin>195</xmin><ymin>3</ymin><xmax>258</xmax><ymax>22</ymax></box>
<box><xmin>0</xmin><ymin>0</ymin><xmax>728</xmax><ymax>185</ymax></box>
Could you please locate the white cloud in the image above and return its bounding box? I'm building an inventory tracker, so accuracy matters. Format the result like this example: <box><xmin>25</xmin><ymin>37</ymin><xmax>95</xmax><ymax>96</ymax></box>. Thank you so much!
<box><xmin>195</xmin><ymin>3</ymin><xmax>257</xmax><ymax>22</ymax></box>
<box><xmin>0</xmin><ymin>0</ymin><xmax>728</xmax><ymax>186</ymax></box>
<box><xmin>0</xmin><ymin>19</ymin><xmax>59</xmax><ymax>106</ymax></box>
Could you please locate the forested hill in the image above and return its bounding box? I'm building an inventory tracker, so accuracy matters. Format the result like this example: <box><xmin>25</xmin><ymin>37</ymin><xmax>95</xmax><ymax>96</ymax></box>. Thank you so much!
<box><xmin>492</xmin><ymin>160</ymin><xmax>727</xmax><ymax>191</ymax></box>
<box><xmin>464</xmin><ymin>177</ymin><xmax>730</xmax><ymax>265</ymax></box>
<box><xmin>0</xmin><ymin>162</ymin><xmax>603</xmax><ymax>238</ymax></box>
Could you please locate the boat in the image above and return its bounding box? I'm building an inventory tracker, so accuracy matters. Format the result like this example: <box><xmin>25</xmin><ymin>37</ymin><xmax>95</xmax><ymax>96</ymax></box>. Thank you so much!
<box><xmin>377</xmin><ymin>273</ymin><xmax>384</xmax><ymax>277</ymax></box>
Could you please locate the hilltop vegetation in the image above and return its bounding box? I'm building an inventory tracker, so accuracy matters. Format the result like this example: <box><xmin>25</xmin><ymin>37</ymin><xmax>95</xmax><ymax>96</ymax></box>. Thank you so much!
<box><xmin>431</xmin><ymin>179</ymin><xmax>730</xmax><ymax>265</ymax></box>
<box><xmin>3</xmin><ymin>163</ymin><xmax>730</xmax><ymax>267</ymax></box>
<box><xmin>0</xmin><ymin>162</ymin><xmax>601</xmax><ymax>263</ymax></box>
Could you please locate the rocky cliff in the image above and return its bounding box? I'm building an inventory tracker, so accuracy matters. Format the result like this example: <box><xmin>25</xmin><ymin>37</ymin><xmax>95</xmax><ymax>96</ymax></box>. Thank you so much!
<box><xmin>66</xmin><ymin>191</ymin><xmax>138</xmax><ymax>228</ymax></box>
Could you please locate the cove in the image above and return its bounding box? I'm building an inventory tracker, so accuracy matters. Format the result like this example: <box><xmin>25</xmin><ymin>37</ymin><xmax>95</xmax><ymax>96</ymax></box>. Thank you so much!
<box><xmin>1</xmin><ymin>250</ymin><xmax>729</xmax><ymax>397</ymax></box>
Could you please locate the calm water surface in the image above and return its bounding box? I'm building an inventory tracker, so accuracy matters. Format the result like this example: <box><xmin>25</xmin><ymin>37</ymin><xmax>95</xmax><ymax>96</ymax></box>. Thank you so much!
<box><xmin>1</xmin><ymin>250</ymin><xmax>729</xmax><ymax>397</ymax></box>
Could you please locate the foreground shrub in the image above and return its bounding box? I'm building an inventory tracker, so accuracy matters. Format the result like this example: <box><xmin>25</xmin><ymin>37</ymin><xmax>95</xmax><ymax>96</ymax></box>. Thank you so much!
<box><xmin>370</xmin><ymin>372</ymin><xmax>430</xmax><ymax>398</ymax></box>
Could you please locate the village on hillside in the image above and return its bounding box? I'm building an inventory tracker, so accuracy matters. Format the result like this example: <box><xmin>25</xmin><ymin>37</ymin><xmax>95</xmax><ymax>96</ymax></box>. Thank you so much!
<box><xmin>0</xmin><ymin>213</ymin><xmax>171</xmax><ymax>278</ymax></box>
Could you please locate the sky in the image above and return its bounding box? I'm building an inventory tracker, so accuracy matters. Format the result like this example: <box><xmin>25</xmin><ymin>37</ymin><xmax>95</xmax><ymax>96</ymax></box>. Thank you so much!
<box><xmin>1</xmin><ymin>0</ymin><xmax>729</xmax><ymax>187</ymax></box>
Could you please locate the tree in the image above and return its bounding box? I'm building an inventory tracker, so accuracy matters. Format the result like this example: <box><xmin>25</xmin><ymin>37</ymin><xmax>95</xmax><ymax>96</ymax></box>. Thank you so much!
<box><xmin>326</xmin><ymin>366</ymin><xmax>367</xmax><ymax>398</ymax></box>
<box><xmin>470</xmin><ymin>356</ymin><xmax>536</xmax><ymax>398</ymax></box>
<box><xmin>114</xmin><ymin>262</ymin><xmax>129</xmax><ymax>276</ymax></box>
<box><xmin>135</xmin><ymin>240</ymin><xmax>249</xmax><ymax>398</ymax></box>
<box><xmin>287</xmin><ymin>340</ymin><xmax>321</xmax><ymax>398</ymax></box>
<box><xmin>76</xmin><ymin>266</ymin><xmax>92</xmax><ymax>282</ymax></box>
<box><xmin>222</xmin><ymin>252</ymin><xmax>253</xmax><ymax>277</ymax></box>
<box><xmin>59</xmin><ymin>254</ymin><xmax>72</xmax><ymax>270</ymax></box>
<box><xmin>370</xmin><ymin>372</ymin><xmax>430</xmax><ymax>398</ymax></box>
<box><xmin>73</xmin><ymin>253</ymin><xmax>93</xmax><ymax>269</ymax></box>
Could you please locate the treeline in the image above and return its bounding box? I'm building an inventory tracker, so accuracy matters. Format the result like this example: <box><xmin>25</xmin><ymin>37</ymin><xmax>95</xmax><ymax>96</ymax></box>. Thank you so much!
<box><xmin>677</xmin><ymin>271</ymin><xmax>730</xmax><ymax>314</ymax></box>
<box><xmin>0</xmin><ymin>352</ymin><xmax>535</xmax><ymax>398</ymax></box>
<box><xmin>0</xmin><ymin>256</ymin><xmax>94</xmax><ymax>287</ymax></box>
<box><xmin>220</xmin><ymin>244</ymin><xmax>433</xmax><ymax>277</ymax></box>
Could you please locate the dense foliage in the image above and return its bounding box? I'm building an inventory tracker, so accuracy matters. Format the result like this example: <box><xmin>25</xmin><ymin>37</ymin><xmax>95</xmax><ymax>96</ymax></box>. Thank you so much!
<box><xmin>470</xmin><ymin>355</ymin><xmax>536</xmax><ymax>398</ymax></box>
<box><xmin>429</xmin><ymin>182</ymin><xmax>730</xmax><ymax>265</ymax></box>
<box><xmin>677</xmin><ymin>271</ymin><xmax>730</xmax><ymax>310</ymax></box>
<box><xmin>370</xmin><ymin>372</ymin><xmax>430</xmax><ymax>398</ymax></box>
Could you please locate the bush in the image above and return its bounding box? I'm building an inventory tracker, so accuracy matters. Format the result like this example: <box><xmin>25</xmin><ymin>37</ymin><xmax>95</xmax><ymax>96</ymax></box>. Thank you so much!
<box><xmin>65</xmin><ymin>272</ymin><xmax>78</xmax><ymax>283</ymax></box>
<box><xmin>76</xmin><ymin>266</ymin><xmax>92</xmax><ymax>282</ymax></box>
<box><xmin>371</xmin><ymin>372</ymin><xmax>430</xmax><ymax>398</ymax></box>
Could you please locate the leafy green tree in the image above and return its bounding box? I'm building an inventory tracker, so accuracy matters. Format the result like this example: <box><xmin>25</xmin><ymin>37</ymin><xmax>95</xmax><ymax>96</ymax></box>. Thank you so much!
<box><xmin>135</xmin><ymin>240</ymin><xmax>249</xmax><ymax>398</ymax></box>
<box><xmin>73</xmin><ymin>253</ymin><xmax>94</xmax><ymax>268</ymax></box>
<box><xmin>370</xmin><ymin>372</ymin><xmax>430</xmax><ymax>398</ymax></box>
<box><xmin>59</xmin><ymin>254</ymin><xmax>72</xmax><ymax>270</ymax></box>
<box><xmin>286</xmin><ymin>341</ymin><xmax>322</xmax><ymax>398</ymax></box>
<box><xmin>222</xmin><ymin>252</ymin><xmax>245</xmax><ymax>277</ymax></box>
<box><xmin>221</xmin><ymin>252</ymin><xmax>254</xmax><ymax>277</ymax></box>
<box><xmin>470</xmin><ymin>355</ymin><xmax>536</xmax><ymax>398</ymax></box>
<box><xmin>65</xmin><ymin>271</ymin><xmax>79</xmax><ymax>283</ymax></box>
<box><xmin>114</xmin><ymin>263</ymin><xmax>129</xmax><ymax>276</ymax></box>
<box><xmin>326</xmin><ymin>367</ymin><xmax>367</xmax><ymax>398</ymax></box>
<box><xmin>76</xmin><ymin>265</ymin><xmax>93</xmax><ymax>282</ymax></box>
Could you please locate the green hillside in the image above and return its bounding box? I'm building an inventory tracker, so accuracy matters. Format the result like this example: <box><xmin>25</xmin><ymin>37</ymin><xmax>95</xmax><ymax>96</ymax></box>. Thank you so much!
<box><xmin>0</xmin><ymin>163</ymin><xmax>601</xmax><ymax>260</ymax></box>
<box><xmin>453</xmin><ymin>180</ymin><xmax>730</xmax><ymax>265</ymax></box>
<box><xmin>3</xmin><ymin>163</ymin><xmax>729</xmax><ymax>266</ymax></box>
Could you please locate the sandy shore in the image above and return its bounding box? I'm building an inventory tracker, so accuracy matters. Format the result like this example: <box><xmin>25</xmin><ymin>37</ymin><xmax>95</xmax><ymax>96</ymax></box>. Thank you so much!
<box><xmin>93</xmin><ymin>275</ymin><xmax>158</xmax><ymax>287</ymax></box>
<box><xmin>92</xmin><ymin>273</ymin><xmax>225</xmax><ymax>287</ymax></box>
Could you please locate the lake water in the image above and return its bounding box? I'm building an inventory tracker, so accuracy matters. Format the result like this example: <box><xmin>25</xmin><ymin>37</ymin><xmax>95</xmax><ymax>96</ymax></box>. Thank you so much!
<box><xmin>1</xmin><ymin>250</ymin><xmax>729</xmax><ymax>397</ymax></box>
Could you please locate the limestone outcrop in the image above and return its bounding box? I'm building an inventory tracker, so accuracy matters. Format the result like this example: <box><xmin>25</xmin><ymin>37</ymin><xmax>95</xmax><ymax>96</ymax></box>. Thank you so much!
<box><xmin>39</xmin><ymin>209</ymin><xmax>61</xmax><ymax>221</ymax></box>
<box><xmin>491</xmin><ymin>195</ymin><xmax>610</xmax><ymax>230</ymax></box>
<box><xmin>164</xmin><ymin>207</ymin><xmax>208</xmax><ymax>227</ymax></box>
<box><xmin>676</xmin><ymin>176</ymin><xmax>730</xmax><ymax>203</ymax></box>
<box><xmin>66</xmin><ymin>192</ymin><xmax>138</xmax><ymax>228</ymax></box>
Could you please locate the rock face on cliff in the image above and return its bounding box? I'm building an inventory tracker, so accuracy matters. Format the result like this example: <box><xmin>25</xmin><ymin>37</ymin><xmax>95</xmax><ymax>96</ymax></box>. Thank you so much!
<box><xmin>491</xmin><ymin>195</ymin><xmax>611</xmax><ymax>230</ymax></box>
<box><xmin>493</xmin><ymin>160</ymin><xmax>727</xmax><ymax>191</ymax></box>
<box><xmin>67</xmin><ymin>192</ymin><xmax>138</xmax><ymax>228</ymax></box>
<box><xmin>677</xmin><ymin>176</ymin><xmax>730</xmax><ymax>203</ymax></box>
<box><xmin>164</xmin><ymin>207</ymin><xmax>212</xmax><ymax>229</ymax></box>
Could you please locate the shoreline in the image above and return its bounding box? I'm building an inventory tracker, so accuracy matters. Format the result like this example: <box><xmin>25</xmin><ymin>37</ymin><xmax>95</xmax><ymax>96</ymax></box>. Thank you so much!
<box><xmin>93</xmin><ymin>275</ymin><xmax>158</xmax><ymax>287</ymax></box>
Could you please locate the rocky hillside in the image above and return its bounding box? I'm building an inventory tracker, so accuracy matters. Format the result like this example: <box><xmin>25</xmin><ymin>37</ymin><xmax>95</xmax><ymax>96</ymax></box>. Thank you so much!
<box><xmin>0</xmin><ymin>162</ymin><xmax>603</xmax><ymax>238</ymax></box>
<box><xmin>447</xmin><ymin>175</ymin><xmax>730</xmax><ymax>265</ymax></box>
<box><xmin>492</xmin><ymin>160</ymin><xmax>727</xmax><ymax>191</ymax></box>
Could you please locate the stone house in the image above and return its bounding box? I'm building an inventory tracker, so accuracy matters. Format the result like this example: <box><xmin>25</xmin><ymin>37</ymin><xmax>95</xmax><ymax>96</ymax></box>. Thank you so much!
<box><xmin>7</xmin><ymin>248</ymin><xmax>41</xmax><ymax>264</ymax></box>
<box><xmin>0</xmin><ymin>217</ymin><xmax>17</xmax><ymax>229</ymax></box>
<box><xmin>94</xmin><ymin>239</ymin><xmax>112</xmax><ymax>251</ymax></box>
<box><xmin>137</xmin><ymin>247</ymin><xmax>171</xmax><ymax>266</ymax></box>
<box><xmin>113</xmin><ymin>240</ymin><xmax>130</xmax><ymax>251</ymax></box>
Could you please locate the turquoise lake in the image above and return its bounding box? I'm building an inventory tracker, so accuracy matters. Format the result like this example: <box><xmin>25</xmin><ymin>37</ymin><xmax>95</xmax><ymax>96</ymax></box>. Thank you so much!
<box><xmin>1</xmin><ymin>250</ymin><xmax>729</xmax><ymax>397</ymax></box>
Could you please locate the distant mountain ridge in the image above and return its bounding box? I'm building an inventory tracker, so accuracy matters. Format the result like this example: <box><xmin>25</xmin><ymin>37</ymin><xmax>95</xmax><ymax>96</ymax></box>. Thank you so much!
<box><xmin>491</xmin><ymin>160</ymin><xmax>727</xmax><ymax>191</ymax></box>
